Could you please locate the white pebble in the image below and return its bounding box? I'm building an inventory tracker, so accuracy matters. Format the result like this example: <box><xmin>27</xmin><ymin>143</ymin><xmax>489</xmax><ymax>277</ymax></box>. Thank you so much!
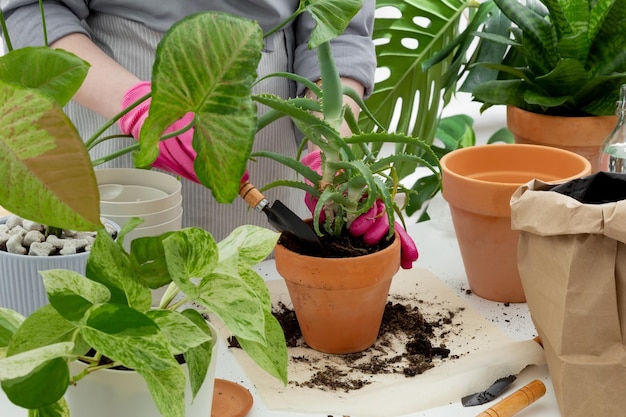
<box><xmin>0</xmin><ymin>231</ymin><xmax>10</xmax><ymax>246</ymax></box>
<box><xmin>28</xmin><ymin>242</ymin><xmax>55</xmax><ymax>256</ymax></box>
<box><xmin>8</xmin><ymin>225</ymin><xmax>26</xmax><ymax>237</ymax></box>
<box><xmin>45</xmin><ymin>235</ymin><xmax>67</xmax><ymax>250</ymax></box>
<box><xmin>60</xmin><ymin>239</ymin><xmax>88</xmax><ymax>255</ymax></box>
<box><xmin>6</xmin><ymin>233</ymin><xmax>27</xmax><ymax>255</ymax></box>
<box><xmin>23</xmin><ymin>230</ymin><xmax>45</xmax><ymax>247</ymax></box>
<box><xmin>22</xmin><ymin>220</ymin><xmax>44</xmax><ymax>232</ymax></box>
<box><xmin>5</xmin><ymin>216</ymin><xmax>22</xmax><ymax>230</ymax></box>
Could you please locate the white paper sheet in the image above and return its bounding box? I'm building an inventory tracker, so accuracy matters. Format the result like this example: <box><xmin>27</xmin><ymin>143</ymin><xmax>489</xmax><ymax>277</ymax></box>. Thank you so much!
<box><xmin>213</xmin><ymin>268</ymin><xmax>546</xmax><ymax>417</ymax></box>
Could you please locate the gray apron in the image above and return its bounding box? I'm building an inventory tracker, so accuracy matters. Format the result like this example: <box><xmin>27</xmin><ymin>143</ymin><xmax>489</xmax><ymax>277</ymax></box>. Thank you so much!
<box><xmin>69</xmin><ymin>12</ymin><xmax>308</xmax><ymax>242</ymax></box>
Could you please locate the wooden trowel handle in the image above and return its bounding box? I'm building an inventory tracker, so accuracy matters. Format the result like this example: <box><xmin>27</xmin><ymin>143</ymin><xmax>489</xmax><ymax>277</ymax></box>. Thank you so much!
<box><xmin>239</xmin><ymin>180</ymin><xmax>266</xmax><ymax>211</ymax></box>
<box><xmin>476</xmin><ymin>379</ymin><xmax>546</xmax><ymax>417</ymax></box>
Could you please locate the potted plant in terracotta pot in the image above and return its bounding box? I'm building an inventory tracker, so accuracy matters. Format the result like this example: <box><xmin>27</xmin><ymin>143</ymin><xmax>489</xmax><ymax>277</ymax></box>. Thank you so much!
<box><xmin>243</xmin><ymin>11</ymin><xmax>440</xmax><ymax>353</ymax></box>
<box><xmin>427</xmin><ymin>0</ymin><xmax>626</xmax><ymax>171</ymax></box>
<box><xmin>0</xmin><ymin>222</ymin><xmax>286</xmax><ymax>417</ymax></box>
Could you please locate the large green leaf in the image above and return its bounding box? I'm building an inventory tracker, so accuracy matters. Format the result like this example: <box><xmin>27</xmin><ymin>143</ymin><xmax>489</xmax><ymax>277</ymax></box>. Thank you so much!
<box><xmin>41</xmin><ymin>270</ymin><xmax>111</xmax><ymax>323</ymax></box>
<box><xmin>180</xmin><ymin>309</ymin><xmax>214</xmax><ymax>400</ymax></box>
<box><xmin>305</xmin><ymin>0</ymin><xmax>363</xmax><ymax>48</ymax></box>
<box><xmin>360</xmin><ymin>0</ymin><xmax>471</xmax><ymax>185</ymax></box>
<box><xmin>161</xmin><ymin>228</ymin><xmax>219</xmax><ymax>299</ymax></box>
<box><xmin>0</xmin><ymin>47</ymin><xmax>89</xmax><ymax>106</ymax></box>
<box><xmin>6</xmin><ymin>305</ymin><xmax>79</xmax><ymax>357</ymax></box>
<box><xmin>136</xmin><ymin>366</ymin><xmax>186</xmax><ymax>417</ymax></box>
<box><xmin>145</xmin><ymin>310</ymin><xmax>211</xmax><ymax>355</ymax></box>
<box><xmin>86</xmin><ymin>230</ymin><xmax>152</xmax><ymax>311</ymax></box>
<box><xmin>233</xmin><ymin>309</ymin><xmax>288</xmax><ymax>384</ymax></box>
<box><xmin>80</xmin><ymin>304</ymin><xmax>177</xmax><ymax>371</ymax></box>
<box><xmin>0</xmin><ymin>81</ymin><xmax>101</xmax><ymax>230</ymax></box>
<box><xmin>1</xmin><ymin>356</ymin><xmax>69</xmax><ymax>409</ymax></box>
<box><xmin>136</xmin><ymin>12</ymin><xmax>263</xmax><ymax>204</ymax></box>
<box><xmin>362</xmin><ymin>0</ymin><xmax>469</xmax><ymax>135</ymax></box>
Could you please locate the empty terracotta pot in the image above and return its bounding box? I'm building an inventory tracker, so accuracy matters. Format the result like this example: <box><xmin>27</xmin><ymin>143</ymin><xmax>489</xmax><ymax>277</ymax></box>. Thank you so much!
<box><xmin>507</xmin><ymin>106</ymin><xmax>616</xmax><ymax>172</ymax></box>
<box><xmin>274</xmin><ymin>233</ymin><xmax>401</xmax><ymax>354</ymax></box>
<box><xmin>440</xmin><ymin>144</ymin><xmax>591</xmax><ymax>303</ymax></box>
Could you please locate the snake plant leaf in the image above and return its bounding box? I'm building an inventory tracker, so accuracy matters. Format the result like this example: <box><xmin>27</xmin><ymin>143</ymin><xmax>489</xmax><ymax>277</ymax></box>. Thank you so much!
<box><xmin>0</xmin><ymin>47</ymin><xmax>88</xmax><ymax>106</ymax></box>
<box><xmin>460</xmin><ymin>0</ymin><xmax>626</xmax><ymax>116</ymax></box>
<box><xmin>305</xmin><ymin>0</ymin><xmax>363</xmax><ymax>48</ymax></box>
<box><xmin>0</xmin><ymin>80</ymin><xmax>101</xmax><ymax>231</ymax></box>
<box><xmin>137</xmin><ymin>12</ymin><xmax>263</xmax><ymax>204</ymax></box>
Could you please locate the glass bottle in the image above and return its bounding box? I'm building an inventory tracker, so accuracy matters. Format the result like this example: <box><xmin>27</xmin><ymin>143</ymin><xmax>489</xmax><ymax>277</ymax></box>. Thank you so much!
<box><xmin>599</xmin><ymin>84</ymin><xmax>626</xmax><ymax>173</ymax></box>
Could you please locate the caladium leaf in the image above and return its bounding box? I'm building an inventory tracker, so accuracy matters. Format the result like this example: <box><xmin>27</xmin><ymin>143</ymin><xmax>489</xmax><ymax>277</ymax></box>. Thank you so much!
<box><xmin>137</xmin><ymin>12</ymin><xmax>262</xmax><ymax>204</ymax></box>
<box><xmin>0</xmin><ymin>47</ymin><xmax>88</xmax><ymax>106</ymax></box>
<box><xmin>0</xmin><ymin>81</ymin><xmax>101</xmax><ymax>231</ymax></box>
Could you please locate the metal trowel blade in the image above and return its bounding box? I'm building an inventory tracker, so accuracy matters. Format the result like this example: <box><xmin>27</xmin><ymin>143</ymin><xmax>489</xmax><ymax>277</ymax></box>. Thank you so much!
<box><xmin>461</xmin><ymin>375</ymin><xmax>517</xmax><ymax>407</ymax></box>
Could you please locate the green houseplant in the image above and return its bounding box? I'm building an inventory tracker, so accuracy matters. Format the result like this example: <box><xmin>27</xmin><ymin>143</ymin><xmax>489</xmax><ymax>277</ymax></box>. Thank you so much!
<box><xmin>0</xmin><ymin>223</ymin><xmax>283</xmax><ymax>417</ymax></box>
<box><xmin>427</xmin><ymin>0</ymin><xmax>626</xmax><ymax>170</ymax></box>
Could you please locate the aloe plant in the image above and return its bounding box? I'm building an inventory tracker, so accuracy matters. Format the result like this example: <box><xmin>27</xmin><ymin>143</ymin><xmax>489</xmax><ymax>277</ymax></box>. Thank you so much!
<box><xmin>433</xmin><ymin>0</ymin><xmax>626</xmax><ymax>116</ymax></box>
<box><xmin>250</xmin><ymin>20</ymin><xmax>440</xmax><ymax>240</ymax></box>
<box><xmin>0</xmin><ymin>224</ymin><xmax>284</xmax><ymax>417</ymax></box>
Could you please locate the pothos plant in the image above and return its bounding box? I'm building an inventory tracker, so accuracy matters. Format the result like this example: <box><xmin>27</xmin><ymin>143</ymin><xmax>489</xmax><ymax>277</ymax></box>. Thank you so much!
<box><xmin>0</xmin><ymin>224</ymin><xmax>283</xmax><ymax>417</ymax></box>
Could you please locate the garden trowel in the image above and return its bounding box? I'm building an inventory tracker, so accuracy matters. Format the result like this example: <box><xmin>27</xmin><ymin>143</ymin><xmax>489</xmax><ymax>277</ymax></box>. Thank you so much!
<box><xmin>239</xmin><ymin>180</ymin><xmax>323</xmax><ymax>252</ymax></box>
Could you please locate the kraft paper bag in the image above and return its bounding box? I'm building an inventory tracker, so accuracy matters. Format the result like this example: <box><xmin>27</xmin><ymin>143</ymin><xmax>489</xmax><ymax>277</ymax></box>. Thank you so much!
<box><xmin>510</xmin><ymin>172</ymin><xmax>626</xmax><ymax>417</ymax></box>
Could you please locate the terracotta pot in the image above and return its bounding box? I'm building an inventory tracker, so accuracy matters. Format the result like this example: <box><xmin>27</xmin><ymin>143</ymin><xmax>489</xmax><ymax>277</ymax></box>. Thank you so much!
<box><xmin>440</xmin><ymin>144</ymin><xmax>591</xmax><ymax>303</ymax></box>
<box><xmin>507</xmin><ymin>106</ymin><xmax>616</xmax><ymax>172</ymax></box>
<box><xmin>274</xmin><ymin>233</ymin><xmax>401</xmax><ymax>354</ymax></box>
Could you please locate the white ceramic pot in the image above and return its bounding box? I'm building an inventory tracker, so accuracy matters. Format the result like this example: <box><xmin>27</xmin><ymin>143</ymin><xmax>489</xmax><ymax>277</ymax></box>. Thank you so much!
<box><xmin>95</xmin><ymin>168</ymin><xmax>184</xmax><ymax>252</ymax></box>
<box><xmin>0</xmin><ymin>218</ymin><xmax>119</xmax><ymax>317</ymax></box>
<box><xmin>65</xmin><ymin>325</ymin><xmax>218</xmax><ymax>417</ymax></box>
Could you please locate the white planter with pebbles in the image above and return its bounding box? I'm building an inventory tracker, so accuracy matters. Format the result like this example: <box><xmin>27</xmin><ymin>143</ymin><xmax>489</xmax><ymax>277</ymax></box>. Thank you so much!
<box><xmin>0</xmin><ymin>216</ymin><xmax>118</xmax><ymax>316</ymax></box>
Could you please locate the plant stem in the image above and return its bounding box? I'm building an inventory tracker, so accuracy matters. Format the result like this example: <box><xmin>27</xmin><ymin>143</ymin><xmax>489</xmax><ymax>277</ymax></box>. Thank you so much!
<box><xmin>264</xmin><ymin>1</ymin><xmax>306</xmax><ymax>38</ymax></box>
<box><xmin>0</xmin><ymin>11</ymin><xmax>13</xmax><ymax>52</ymax></box>
<box><xmin>38</xmin><ymin>0</ymin><xmax>48</xmax><ymax>46</ymax></box>
<box><xmin>85</xmin><ymin>91</ymin><xmax>151</xmax><ymax>150</ymax></box>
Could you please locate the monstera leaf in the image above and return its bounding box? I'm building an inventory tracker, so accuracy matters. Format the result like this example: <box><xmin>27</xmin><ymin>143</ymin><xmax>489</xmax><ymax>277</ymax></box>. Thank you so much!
<box><xmin>362</xmin><ymin>0</ymin><xmax>476</xmax><ymax>179</ymax></box>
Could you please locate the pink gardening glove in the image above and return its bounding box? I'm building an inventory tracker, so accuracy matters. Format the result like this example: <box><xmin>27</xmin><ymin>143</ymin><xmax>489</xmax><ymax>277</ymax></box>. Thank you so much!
<box><xmin>301</xmin><ymin>150</ymin><xmax>419</xmax><ymax>269</ymax></box>
<box><xmin>118</xmin><ymin>81</ymin><xmax>199</xmax><ymax>183</ymax></box>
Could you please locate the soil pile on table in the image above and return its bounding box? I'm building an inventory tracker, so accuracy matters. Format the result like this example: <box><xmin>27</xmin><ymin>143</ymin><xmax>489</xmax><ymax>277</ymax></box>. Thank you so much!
<box><xmin>230</xmin><ymin>299</ymin><xmax>461</xmax><ymax>392</ymax></box>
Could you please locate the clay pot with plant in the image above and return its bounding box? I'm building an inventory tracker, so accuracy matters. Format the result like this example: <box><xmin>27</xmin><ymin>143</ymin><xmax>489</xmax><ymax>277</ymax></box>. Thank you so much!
<box><xmin>426</xmin><ymin>0</ymin><xmax>626</xmax><ymax>171</ymax></box>
<box><xmin>247</xmin><ymin>22</ymin><xmax>440</xmax><ymax>353</ymax></box>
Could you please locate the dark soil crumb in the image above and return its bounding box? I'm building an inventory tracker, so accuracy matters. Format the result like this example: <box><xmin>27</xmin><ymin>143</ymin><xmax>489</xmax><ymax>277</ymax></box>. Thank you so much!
<box><xmin>229</xmin><ymin>300</ymin><xmax>457</xmax><ymax>392</ymax></box>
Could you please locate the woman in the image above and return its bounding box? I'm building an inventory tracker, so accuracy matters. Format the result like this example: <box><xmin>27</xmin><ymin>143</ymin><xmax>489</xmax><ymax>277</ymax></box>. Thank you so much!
<box><xmin>2</xmin><ymin>1</ymin><xmax>376</xmax><ymax>242</ymax></box>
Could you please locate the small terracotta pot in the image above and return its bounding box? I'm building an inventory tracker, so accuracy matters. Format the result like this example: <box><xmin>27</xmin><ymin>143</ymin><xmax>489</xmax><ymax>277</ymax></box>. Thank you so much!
<box><xmin>274</xmin><ymin>232</ymin><xmax>401</xmax><ymax>354</ymax></box>
<box><xmin>441</xmin><ymin>144</ymin><xmax>591</xmax><ymax>303</ymax></box>
<box><xmin>507</xmin><ymin>106</ymin><xmax>616</xmax><ymax>172</ymax></box>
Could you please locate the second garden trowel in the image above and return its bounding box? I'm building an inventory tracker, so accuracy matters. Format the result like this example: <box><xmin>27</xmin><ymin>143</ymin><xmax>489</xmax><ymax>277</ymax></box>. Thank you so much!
<box><xmin>239</xmin><ymin>180</ymin><xmax>322</xmax><ymax>252</ymax></box>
